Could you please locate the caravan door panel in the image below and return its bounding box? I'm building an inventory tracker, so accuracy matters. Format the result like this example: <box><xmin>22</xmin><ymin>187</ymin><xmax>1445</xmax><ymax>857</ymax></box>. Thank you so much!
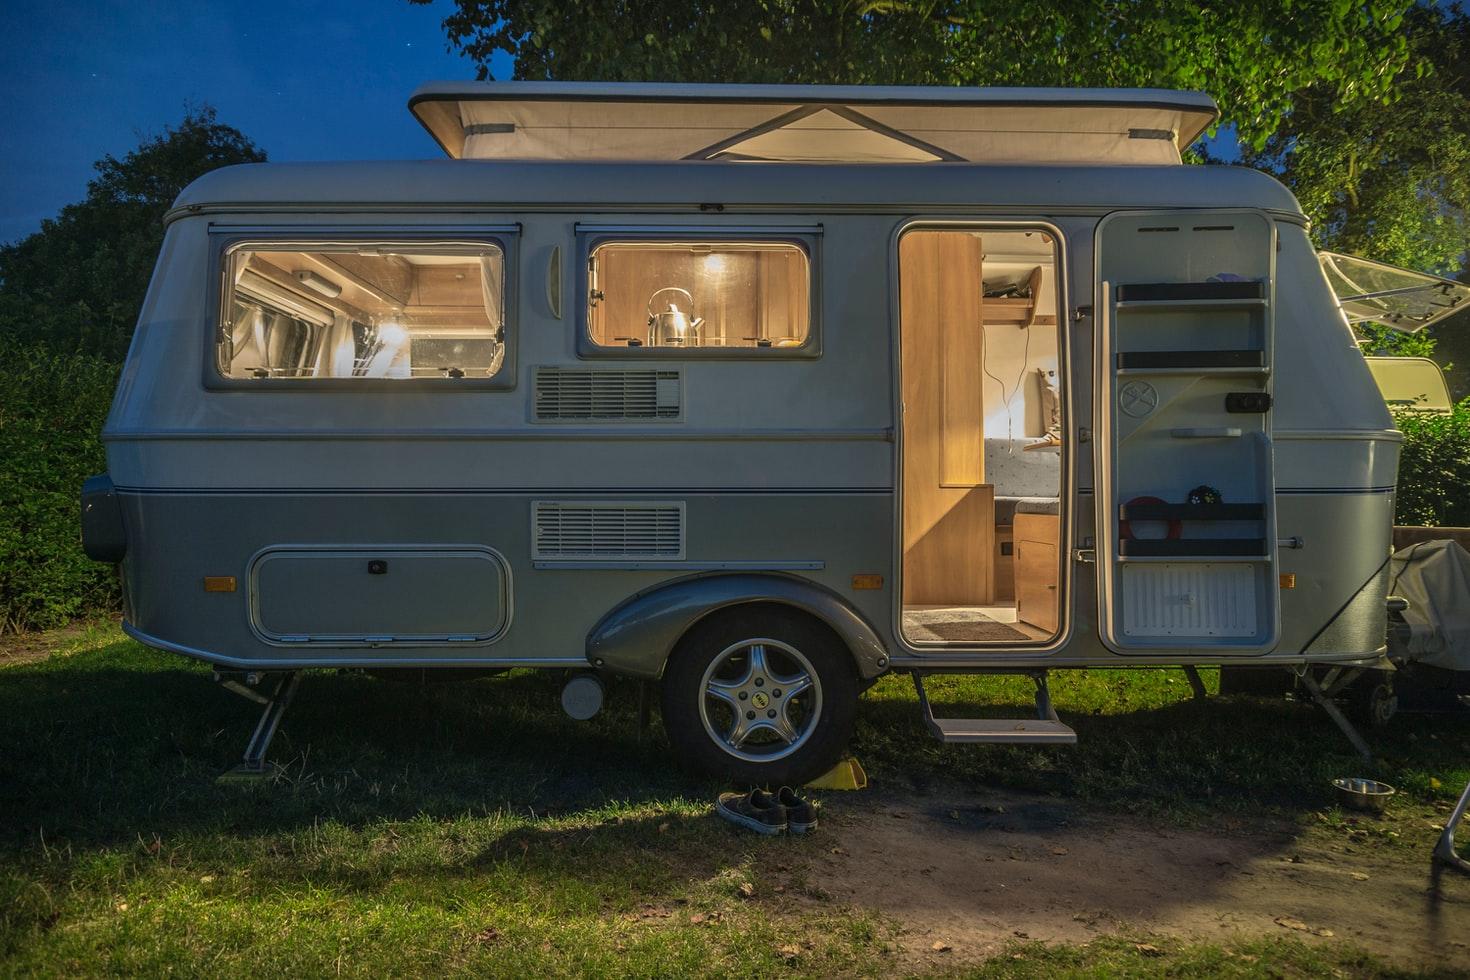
<box><xmin>1094</xmin><ymin>211</ymin><xmax>1280</xmax><ymax>654</ymax></box>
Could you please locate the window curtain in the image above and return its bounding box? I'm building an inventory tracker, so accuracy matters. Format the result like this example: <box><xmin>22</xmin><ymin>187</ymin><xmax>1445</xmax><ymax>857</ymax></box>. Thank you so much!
<box><xmin>481</xmin><ymin>251</ymin><xmax>506</xmax><ymax>376</ymax></box>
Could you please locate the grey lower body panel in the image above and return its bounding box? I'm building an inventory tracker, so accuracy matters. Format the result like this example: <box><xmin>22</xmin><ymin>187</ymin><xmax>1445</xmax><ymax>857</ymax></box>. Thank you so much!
<box><xmin>116</xmin><ymin>489</ymin><xmax>896</xmax><ymax>669</ymax></box>
<box><xmin>115</xmin><ymin>487</ymin><xmax>1391</xmax><ymax>672</ymax></box>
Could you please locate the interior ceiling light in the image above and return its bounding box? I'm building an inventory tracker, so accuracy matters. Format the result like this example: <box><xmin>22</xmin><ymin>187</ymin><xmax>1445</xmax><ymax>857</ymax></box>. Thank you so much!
<box><xmin>294</xmin><ymin>270</ymin><xmax>343</xmax><ymax>298</ymax></box>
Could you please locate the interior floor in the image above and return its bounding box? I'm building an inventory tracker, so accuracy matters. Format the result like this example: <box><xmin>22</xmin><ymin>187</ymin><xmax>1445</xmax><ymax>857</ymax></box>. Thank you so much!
<box><xmin>903</xmin><ymin>604</ymin><xmax>1053</xmax><ymax>644</ymax></box>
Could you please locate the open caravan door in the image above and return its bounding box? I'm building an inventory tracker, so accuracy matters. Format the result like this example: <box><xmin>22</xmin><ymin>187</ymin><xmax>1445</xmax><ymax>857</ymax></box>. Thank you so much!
<box><xmin>1095</xmin><ymin>211</ymin><xmax>1280</xmax><ymax>654</ymax></box>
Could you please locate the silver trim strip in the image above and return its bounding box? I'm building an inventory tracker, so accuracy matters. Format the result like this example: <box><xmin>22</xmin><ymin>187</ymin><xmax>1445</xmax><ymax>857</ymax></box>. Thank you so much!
<box><xmin>123</xmin><ymin>622</ymin><xmax>586</xmax><ymax>670</ymax></box>
<box><xmin>102</xmin><ymin>426</ymin><xmax>894</xmax><ymax>442</ymax></box>
<box><xmin>534</xmin><ymin>559</ymin><xmax>825</xmax><ymax>571</ymax></box>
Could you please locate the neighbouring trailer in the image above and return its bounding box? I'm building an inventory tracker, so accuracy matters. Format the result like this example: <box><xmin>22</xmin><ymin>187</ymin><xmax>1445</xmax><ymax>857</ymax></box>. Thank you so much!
<box><xmin>80</xmin><ymin>82</ymin><xmax>1452</xmax><ymax>783</ymax></box>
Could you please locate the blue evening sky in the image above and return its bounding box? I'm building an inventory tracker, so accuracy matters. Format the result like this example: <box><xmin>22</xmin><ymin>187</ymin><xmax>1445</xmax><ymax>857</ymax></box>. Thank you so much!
<box><xmin>0</xmin><ymin>1</ymin><xmax>510</xmax><ymax>244</ymax></box>
<box><xmin>7</xmin><ymin>1</ymin><xmax>1370</xmax><ymax>247</ymax></box>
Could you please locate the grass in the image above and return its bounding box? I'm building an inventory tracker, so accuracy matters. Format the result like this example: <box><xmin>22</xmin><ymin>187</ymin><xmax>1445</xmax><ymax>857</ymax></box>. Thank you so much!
<box><xmin>1</xmin><ymin>627</ymin><xmax>1467</xmax><ymax>976</ymax></box>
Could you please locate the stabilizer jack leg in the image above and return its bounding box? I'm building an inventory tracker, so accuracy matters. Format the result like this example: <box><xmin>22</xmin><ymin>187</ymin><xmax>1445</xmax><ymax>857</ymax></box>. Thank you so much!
<box><xmin>217</xmin><ymin>671</ymin><xmax>301</xmax><ymax>783</ymax></box>
<box><xmin>1295</xmin><ymin>668</ymin><xmax>1372</xmax><ymax>762</ymax></box>
<box><xmin>1183</xmin><ymin>666</ymin><xmax>1209</xmax><ymax>701</ymax></box>
<box><xmin>1435</xmin><ymin>776</ymin><xmax>1470</xmax><ymax>874</ymax></box>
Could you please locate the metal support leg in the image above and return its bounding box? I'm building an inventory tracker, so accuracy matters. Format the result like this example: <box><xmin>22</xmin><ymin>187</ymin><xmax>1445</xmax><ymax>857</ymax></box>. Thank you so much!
<box><xmin>218</xmin><ymin>672</ymin><xmax>300</xmax><ymax>782</ymax></box>
<box><xmin>1032</xmin><ymin>672</ymin><xmax>1059</xmax><ymax>721</ymax></box>
<box><xmin>1434</xmin><ymin>776</ymin><xmax>1470</xmax><ymax>874</ymax></box>
<box><xmin>1296</xmin><ymin>668</ymin><xmax>1373</xmax><ymax>762</ymax></box>
<box><xmin>1183</xmin><ymin>666</ymin><xmax>1208</xmax><ymax>701</ymax></box>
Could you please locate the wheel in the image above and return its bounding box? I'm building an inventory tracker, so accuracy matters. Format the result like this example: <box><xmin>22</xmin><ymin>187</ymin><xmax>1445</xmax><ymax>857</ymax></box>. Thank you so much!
<box><xmin>1351</xmin><ymin>674</ymin><xmax>1398</xmax><ymax>728</ymax></box>
<box><xmin>661</xmin><ymin>607</ymin><xmax>859</xmax><ymax>786</ymax></box>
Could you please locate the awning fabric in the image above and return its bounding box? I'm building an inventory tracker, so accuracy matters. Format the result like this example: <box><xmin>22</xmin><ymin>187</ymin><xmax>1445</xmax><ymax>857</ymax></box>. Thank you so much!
<box><xmin>409</xmin><ymin>82</ymin><xmax>1219</xmax><ymax>166</ymax></box>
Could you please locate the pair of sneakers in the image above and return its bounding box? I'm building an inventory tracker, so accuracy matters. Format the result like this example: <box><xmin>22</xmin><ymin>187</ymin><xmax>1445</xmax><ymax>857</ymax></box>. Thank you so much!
<box><xmin>715</xmin><ymin>787</ymin><xmax>818</xmax><ymax>835</ymax></box>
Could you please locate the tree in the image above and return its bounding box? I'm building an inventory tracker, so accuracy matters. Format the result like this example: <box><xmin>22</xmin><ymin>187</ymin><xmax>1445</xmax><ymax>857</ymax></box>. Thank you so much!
<box><xmin>414</xmin><ymin>0</ymin><xmax>1414</xmax><ymax>149</ymax></box>
<box><xmin>0</xmin><ymin>106</ymin><xmax>265</xmax><ymax>361</ymax></box>
<box><xmin>1233</xmin><ymin>5</ymin><xmax>1468</xmax><ymax>377</ymax></box>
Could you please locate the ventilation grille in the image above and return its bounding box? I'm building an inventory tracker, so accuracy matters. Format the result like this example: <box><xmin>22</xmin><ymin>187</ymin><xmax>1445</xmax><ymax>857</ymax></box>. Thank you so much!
<box><xmin>1120</xmin><ymin>563</ymin><xmax>1258</xmax><ymax>638</ymax></box>
<box><xmin>534</xmin><ymin>368</ymin><xmax>682</xmax><ymax>422</ymax></box>
<box><xmin>533</xmin><ymin>501</ymin><xmax>686</xmax><ymax>561</ymax></box>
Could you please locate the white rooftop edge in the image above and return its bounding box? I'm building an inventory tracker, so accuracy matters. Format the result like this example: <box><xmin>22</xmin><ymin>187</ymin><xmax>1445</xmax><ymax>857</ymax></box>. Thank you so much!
<box><xmin>409</xmin><ymin>81</ymin><xmax>1220</xmax><ymax>166</ymax></box>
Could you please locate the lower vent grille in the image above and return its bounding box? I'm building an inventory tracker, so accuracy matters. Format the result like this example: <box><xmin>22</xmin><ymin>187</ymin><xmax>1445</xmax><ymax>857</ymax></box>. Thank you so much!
<box><xmin>532</xmin><ymin>501</ymin><xmax>686</xmax><ymax>561</ymax></box>
<box><xmin>534</xmin><ymin>368</ymin><xmax>682</xmax><ymax>421</ymax></box>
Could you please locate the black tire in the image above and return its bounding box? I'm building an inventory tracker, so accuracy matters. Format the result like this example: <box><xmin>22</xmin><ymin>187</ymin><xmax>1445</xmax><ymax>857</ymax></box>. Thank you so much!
<box><xmin>1350</xmin><ymin>673</ymin><xmax>1398</xmax><ymax>728</ymax></box>
<box><xmin>661</xmin><ymin>606</ymin><xmax>859</xmax><ymax>786</ymax></box>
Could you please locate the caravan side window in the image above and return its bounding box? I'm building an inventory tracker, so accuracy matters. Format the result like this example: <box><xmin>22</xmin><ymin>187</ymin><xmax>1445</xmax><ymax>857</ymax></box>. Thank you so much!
<box><xmin>584</xmin><ymin>240</ymin><xmax>812</xmax><ymax>352</ymax></box>
<box><xmin>216</xmin><ymin>241</ymin><xmax>506</xmax><ymax>381</ymax></box>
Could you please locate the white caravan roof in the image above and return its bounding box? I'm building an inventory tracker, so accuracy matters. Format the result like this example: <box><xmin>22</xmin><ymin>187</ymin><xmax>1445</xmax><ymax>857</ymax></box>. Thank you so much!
<box><xmin>409</xmin><ymin>82</ymin><xmax>1219</xmax><ymax>166</ymax></box>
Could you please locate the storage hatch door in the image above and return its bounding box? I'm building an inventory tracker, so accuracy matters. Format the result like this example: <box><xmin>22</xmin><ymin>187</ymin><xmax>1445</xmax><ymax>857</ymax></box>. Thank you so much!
<box><xmin>251</xmin><ymin>547</ymin><xmax>508</xmax><ymax>644</ymax></box>
<box><xmin>1094</xmin><ymin>210</ymin><xmax>1280</xmax><ymax>654</ymax></box>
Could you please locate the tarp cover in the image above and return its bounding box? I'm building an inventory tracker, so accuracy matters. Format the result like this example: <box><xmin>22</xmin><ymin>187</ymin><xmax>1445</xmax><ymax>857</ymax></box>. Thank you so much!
<box><xmin>409</xmin><ymin>82</ymin><xmax>1219</xmax><ymax>166</ymax></box>
<box><xmin>1389</xmin><ymin>539</ymin><xmax>1470</xmax><ymax>671</ymax></box>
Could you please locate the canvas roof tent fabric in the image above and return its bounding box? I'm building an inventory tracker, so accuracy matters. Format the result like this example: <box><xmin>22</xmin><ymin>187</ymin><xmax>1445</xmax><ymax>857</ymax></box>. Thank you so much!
<box><xmin>409</xmin><ymin>82</ymin><xmax>1219</xmax><ymax>165</ymax></box>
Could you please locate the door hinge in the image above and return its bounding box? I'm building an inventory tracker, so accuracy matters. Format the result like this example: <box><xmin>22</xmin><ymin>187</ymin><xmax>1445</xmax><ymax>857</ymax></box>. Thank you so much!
<box><xmin>1072</xmin><ymin>305</ymin><xmax>1093</xmax><ymax>322</ymax></box>
<box><xmin>1077</xmin><ymin>426</ymin><xmax>1091</xmax><ymax>443</ymax></box>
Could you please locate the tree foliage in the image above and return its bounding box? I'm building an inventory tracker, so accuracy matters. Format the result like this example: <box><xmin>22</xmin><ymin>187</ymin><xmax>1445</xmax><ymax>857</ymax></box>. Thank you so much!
<box><xmin>1242</xmin><ymin>5</ymin><xmax>1468</xmax><ymax>274</ymax></box>
<box><xmin>0</xmin><ymin>106</ymin><xmax>264</xmax><ymax>361</ymax></box>
<box><xmin>416</xmin><ymin>0</ymin><xmax>1414</xmax><ymax>149</ymax></box>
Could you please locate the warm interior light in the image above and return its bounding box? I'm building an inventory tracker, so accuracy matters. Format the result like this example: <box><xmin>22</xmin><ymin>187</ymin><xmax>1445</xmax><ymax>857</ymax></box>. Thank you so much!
<box><xmin>293</xmin><ymin>270</ymin><xmax>343</xmax><ymax>298</ymax></box>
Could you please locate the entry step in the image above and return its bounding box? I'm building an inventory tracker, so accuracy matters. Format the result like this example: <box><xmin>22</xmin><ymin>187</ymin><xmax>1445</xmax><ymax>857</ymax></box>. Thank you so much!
<box><xmin>928</xmin><ymin>717</ymin><xmax>1077</xmax><ymax>744</ymax></box>
<box><xmin>911</xmin><ymin>671</ymin><xmax>1078</xmax><ymax>747</ymax></box>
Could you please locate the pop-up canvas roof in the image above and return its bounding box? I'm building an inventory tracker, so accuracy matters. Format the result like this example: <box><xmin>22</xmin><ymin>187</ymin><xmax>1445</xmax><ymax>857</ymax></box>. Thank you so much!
<box><xmin>409</xmin><ymin>82</ymin><xmax>1219</xmax><ymax>166</ymax></box>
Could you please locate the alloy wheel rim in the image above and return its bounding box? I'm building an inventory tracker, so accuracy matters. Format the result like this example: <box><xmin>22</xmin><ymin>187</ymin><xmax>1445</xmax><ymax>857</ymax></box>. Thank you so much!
<box><xmin>697</xmin><ymin>637</ymin><xmax>822</xmax><ymax>762</ymax></box>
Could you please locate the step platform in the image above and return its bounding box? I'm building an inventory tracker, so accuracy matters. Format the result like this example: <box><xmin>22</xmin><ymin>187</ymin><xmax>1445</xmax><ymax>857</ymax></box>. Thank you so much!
<box><xmin>927</xmin><ymin>717</ymin><xmax>1076</xmax><ymax>744</ymax></box>
<box><xmin>912</xmin><ymin>672</ymin><xmax>1077</xmax><ymax>746</ymax></box>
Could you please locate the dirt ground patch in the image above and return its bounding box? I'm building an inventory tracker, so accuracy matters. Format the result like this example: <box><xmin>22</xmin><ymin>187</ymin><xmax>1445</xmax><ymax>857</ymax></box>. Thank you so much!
<box><xmin>810</xmin><ymin>780</ymin><xmax>1470</xmax><ymax>971</ymax></box>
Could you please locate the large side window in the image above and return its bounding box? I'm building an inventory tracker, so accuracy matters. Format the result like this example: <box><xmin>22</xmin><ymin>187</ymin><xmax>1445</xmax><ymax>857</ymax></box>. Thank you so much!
<box><xmin>217</xmin><ymin>241</ymin><xmax>506</xmax><ymax>381</ymax></box>
<box><xmin>585</xmin><ymin>240</ymin><xmax>811</xmax><ymax>351</ymax></box>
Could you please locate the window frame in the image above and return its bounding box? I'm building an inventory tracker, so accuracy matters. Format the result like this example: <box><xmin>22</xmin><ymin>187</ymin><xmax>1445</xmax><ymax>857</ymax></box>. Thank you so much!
<box><xmin>574</xmin><ymin>225</ymin><xmax>822</xmax><ymax>360</ymax></box>
<box><xmin>204</xmin><ymin>227</ymin><xmax>519</xmax><ymax>391</ymax></box>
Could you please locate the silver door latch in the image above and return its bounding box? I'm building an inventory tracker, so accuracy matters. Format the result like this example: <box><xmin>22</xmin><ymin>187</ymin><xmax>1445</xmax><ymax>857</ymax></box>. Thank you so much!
<box><xmin>1074</xmin><ymin>548</ymin><xmax>1097</xmax><ymax>563</ymax></box>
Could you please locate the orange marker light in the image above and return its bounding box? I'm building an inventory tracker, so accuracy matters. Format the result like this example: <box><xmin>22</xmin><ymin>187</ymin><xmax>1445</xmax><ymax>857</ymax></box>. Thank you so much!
<box><xmin>203</xmin><ymin>576</ymin><xmax>237</xmax><ymax>593</ymax></box>
<box><xmin>1279</xmin><ymin>573</ymin><xmax>1296</xmax><ymax>589</ymax></box>
<box><xmin>851</xmin><ymin>574</ymin><xmax>884</xmax><ymax>590</ymax></box>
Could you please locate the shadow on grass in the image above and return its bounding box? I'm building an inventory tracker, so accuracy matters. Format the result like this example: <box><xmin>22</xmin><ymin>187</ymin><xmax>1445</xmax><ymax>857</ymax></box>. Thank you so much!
<box><xmin>2</xmin><ymin>640</ymin><xmax>1468</xmax><ymax>855</ymax></box>
<box><xmin>0</xmin><ymin>639</ymin><xmax>722</xmax><ymax>854</ymax></box>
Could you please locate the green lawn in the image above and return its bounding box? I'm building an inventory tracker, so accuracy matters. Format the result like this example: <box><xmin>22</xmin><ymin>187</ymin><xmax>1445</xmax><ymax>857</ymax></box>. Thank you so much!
<box><xmin>2</xmin><ymin>627</ymin><xmax>1467</xmax><ymax>977</ymax></box>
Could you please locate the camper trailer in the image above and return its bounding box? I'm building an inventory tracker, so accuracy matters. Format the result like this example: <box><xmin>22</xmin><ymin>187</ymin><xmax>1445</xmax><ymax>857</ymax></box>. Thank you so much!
<box><xmin>82</xmin><ymin>83</ymin><xmax>1419</xmax><ymax>783</ymax></box>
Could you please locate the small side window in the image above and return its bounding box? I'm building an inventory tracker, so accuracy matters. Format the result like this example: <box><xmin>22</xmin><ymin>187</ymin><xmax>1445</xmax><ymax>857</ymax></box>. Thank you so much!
<box><xmin>218</xmin><ymin>241</ymin><xmax>505</xmax><ymax>380</ymax></box>
<box><xmin>586</xmin><ymin>240</ymin><xmax>810</xmax><ymax>351</ymax></box>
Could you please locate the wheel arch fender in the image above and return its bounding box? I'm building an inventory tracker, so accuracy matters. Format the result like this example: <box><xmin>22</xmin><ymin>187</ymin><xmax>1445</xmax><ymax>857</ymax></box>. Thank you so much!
<box><xmin>585</xmin><ymin>573</ymin><xmax>890</xmax><ymax>682</ymax></box>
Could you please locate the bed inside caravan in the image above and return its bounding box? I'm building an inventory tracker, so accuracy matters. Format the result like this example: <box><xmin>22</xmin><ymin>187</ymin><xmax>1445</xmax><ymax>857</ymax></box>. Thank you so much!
<box><xmin>899</xmin><ymin>229</ymin><xmax>1064</xmax><ymax>645</ymax></box>
<box><xmin>217</xmin><ymin>243</ymin><xmax>505</xmax><ymax>381</ymax></box>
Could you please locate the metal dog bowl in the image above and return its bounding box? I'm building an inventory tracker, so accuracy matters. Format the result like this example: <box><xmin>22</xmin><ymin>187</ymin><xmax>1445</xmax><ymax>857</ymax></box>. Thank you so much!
<box><xmin>1333</xmin><ymin>777</ymin><xmax>1396</xmax><ymax>815</ymax></box>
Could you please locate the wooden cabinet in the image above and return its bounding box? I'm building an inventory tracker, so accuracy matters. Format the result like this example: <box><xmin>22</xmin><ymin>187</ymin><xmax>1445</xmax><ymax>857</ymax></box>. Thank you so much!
<box><xmin>899</xmin><ymin>231</ymin><xmax>993</xmax><ymax>605</ymax></box>
<box><xmin>1015</xmin><ymin>512</ymin><xmax>1060</xmax><ymax>633</ymax></box>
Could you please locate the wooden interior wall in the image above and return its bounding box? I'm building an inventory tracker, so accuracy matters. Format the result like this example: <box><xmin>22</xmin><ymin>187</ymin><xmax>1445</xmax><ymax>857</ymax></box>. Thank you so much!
<box><xmin>900</xmin><ymin>231</ymin><xmax>993</xmax><ymax>606</ymax></box>
<box><xmin>589</xmin><ymin>247</ymin><xmax>807</xmax><ymax>347</ymax></box>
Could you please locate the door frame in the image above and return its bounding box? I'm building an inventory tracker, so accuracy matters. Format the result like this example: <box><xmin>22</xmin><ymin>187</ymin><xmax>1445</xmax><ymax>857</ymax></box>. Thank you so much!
<box><xmin>887</xmin><ymin>217</ymin><xmax>1077</xmax><ymax>655</ymax></box>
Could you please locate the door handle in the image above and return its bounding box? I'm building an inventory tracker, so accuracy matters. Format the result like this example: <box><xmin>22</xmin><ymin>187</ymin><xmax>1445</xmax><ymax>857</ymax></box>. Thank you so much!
<box><xmin>1171</xmin><ymin>427</ymin><xmax>1243</xmax><ymax>439</ymax></box>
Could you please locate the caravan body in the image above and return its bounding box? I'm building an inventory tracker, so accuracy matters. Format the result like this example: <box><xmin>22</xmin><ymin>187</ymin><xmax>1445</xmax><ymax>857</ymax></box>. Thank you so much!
<box><xmin>85</xmin><ymin>83</ymin><xmax>1399</xmax><ymax>781</ymax></box>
